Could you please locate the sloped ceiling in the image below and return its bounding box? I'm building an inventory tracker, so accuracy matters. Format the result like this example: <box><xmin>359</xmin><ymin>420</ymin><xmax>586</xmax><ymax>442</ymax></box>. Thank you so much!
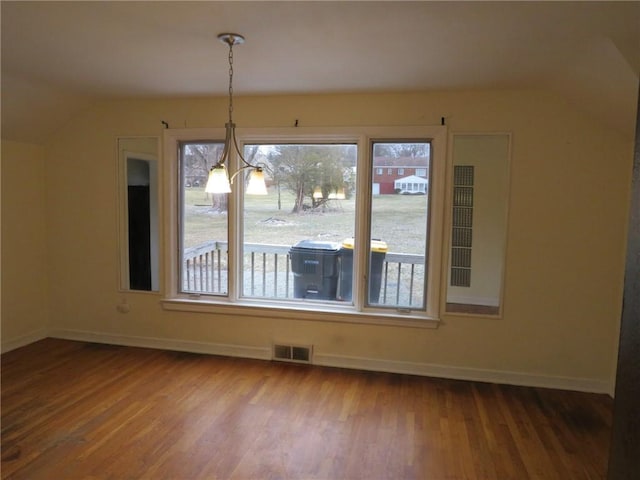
<box><xmin>2</xmin><ymin>1</ymin><xmax>638</xmax><ymax>144</ymax></box>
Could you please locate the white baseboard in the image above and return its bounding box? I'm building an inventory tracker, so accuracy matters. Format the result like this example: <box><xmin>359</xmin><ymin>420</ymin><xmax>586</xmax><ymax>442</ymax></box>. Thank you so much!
<box><xmin>48</xmin><ymin>328</ymin><xmax>272</xmax><ymax>361</ymax></box>
<box><xmin>1</xmin><ymin>328</ymin><xmax>48</xmax><ymax>353</ymax></box>
<box><xmin>314</xmin><ymin>352</ymin><xmax>612</xmax><ymax>394</ymax></box>
<box><xmin>35</xmin><ymin>328</ymin><xmax>612</xmax><ymax>395</ymax></box>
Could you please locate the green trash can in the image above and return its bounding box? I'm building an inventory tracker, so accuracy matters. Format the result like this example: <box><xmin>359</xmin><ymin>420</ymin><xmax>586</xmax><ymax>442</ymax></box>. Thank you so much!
<box><xmin>337</xmin><ymin>238</ymin><xmax>388</xmax><ymax>303</ymax></box>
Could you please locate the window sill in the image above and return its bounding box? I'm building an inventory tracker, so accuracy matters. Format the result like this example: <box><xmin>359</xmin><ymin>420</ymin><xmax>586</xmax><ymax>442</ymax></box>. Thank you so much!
<box><xmin>161</xmin><ymin>298</ymin><xmax>440</xmax><ymax>329</ymax></box>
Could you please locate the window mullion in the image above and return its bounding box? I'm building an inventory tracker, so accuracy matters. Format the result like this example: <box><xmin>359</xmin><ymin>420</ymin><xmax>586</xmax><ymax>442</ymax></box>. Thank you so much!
<box><xmin>353</xmin><ymin>135</ymin><xmax>372</xmax><ymax>312</ymax></box>
<box><xmin>228</xmin><ymin>148</ymin><xmax>241</xmax><ymax>301</ymax></box>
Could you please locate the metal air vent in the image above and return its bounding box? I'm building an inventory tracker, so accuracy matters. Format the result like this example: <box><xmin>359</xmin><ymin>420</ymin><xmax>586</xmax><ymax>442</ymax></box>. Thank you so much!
<box><xmin>272</xmin><ymin>343</ymin><xmax>313</xmax><ymax>363</ymax></box>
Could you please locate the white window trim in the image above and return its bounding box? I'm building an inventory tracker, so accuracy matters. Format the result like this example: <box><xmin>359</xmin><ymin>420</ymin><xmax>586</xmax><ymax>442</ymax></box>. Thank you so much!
<box><xmin>162</xmin><ymin>126</ymin><xmax>447</xmax><ymax>328</ymax></box>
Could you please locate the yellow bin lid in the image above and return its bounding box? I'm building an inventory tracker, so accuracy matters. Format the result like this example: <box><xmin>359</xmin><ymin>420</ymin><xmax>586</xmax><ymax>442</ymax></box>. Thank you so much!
<box><xmin>342</xmin><ymin>238</ymin><xmax>388</xmax><ymax>253</ymax></box>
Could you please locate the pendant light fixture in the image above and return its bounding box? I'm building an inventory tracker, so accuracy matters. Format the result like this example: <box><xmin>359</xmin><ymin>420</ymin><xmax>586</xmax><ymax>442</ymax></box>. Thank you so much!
<box><xmin>205</xmin><ymin>33</ymin><xmax>267</xmax><ymax>196</ymax></box>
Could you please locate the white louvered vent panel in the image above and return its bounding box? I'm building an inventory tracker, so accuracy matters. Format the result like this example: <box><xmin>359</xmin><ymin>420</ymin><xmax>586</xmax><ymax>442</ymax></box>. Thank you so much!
<box><xmin>450</xmin><ymin>166</ymin><xmax>474</xmax><ymax>287</ymax></box>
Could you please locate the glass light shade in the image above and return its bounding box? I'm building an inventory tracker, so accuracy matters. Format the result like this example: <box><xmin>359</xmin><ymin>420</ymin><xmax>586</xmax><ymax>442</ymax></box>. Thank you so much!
<box><xmin>205</xmin><ymin>165</ymin><xmax>231</xmax><ymax>194</ymax></box>
<box><xmin>336</xmin><ymin>188</ymin><xmax>346</xmax><ymax>200</ymax></box>
<box><xmin>328</xmin><ymin>190</ymin><xmax>338</xmax><ymax>199</ymax></box>
<box><xmin>246</xmin><ymin>169</ymin><xmax>268</xmax><ymax>195</ymax></box>
<box><xmin>313</xmin><ymin>187</ymin><xmax>323</xmax><ymax>199</ymax></box>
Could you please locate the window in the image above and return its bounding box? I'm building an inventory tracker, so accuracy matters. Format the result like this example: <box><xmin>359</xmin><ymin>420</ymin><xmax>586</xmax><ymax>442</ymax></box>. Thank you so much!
<box><xmin>376</xmin><ymin>168</ymin><xmax>383</xmax><ymax>175</ymax></box>
<box><xmin>179</xmin><ymin>141</ymin><xmax>228</xmax><ymax>294</ymax></box>
<box><xmin>387</xmin><ymin>168</ymin><xmax>393</xmax><ymax>175</ymax></box>
<box><xmin>398</xmin><ymin>168</ymin><xmax>404</xmax><ymax>175</ymax></box>
<box><xmin>415</xmin><ymin>168</ymin><xmax>427</xmax><ymax>177</ymax></box>
<box><xmin>164</xmin><ymin>126</ymin><xmax>446</xmax><ymax>325</ymax></box>
<box><xmin>371</xmin><ymin>142</ymin><xmax>430</xmax><ymax>308</ymax></box>
<box><xmin>241</xmin><ymin>143</ymin><xmax>357</xmax><ymax>301</ymax></box>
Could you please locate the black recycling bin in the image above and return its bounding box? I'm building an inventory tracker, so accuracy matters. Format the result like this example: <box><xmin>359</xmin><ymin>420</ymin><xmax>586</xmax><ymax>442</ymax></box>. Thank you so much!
<box><xmin>337</xmin><ymin>238</ymin><xmax>388</xmax><ymax>303</ymax></box>
<box><xmin>289</xmin><ymin>240</ymin><xmax>341</xmax><ymax>300</ymax></box>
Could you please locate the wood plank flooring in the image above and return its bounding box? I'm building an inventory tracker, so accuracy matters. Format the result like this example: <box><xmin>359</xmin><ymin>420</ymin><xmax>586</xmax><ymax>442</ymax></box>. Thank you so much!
<box><xmin>1</xmin><ymin>339</ymin><xmax>612</xmax><ymax>479</ymax></box>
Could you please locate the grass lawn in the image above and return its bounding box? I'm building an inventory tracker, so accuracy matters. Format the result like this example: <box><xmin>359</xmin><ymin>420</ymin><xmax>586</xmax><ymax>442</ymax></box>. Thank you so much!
<box><xmin>183</xmin><ymin>187</ymin><xmax>429</xmax><ymax>255</ymax></box>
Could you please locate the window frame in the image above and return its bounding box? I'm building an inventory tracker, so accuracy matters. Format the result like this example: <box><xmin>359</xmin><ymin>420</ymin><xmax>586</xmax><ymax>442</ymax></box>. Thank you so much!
<box><xmin>162</xmin><ymin>126</ymin><xmax>447</xmax><ymax>327</ymax></box>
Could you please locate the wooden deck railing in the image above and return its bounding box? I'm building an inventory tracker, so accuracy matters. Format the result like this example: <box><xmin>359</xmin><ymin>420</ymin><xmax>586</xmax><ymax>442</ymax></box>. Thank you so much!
<box><xmin>182</xmin><ymin>241</ymin><xmax>425</xmax><ymax>307</ymax></box>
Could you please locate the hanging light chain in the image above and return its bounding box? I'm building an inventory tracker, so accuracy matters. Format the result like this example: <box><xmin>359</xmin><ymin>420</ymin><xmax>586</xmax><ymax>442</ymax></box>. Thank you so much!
<box><xmin>227</xmin><ymin>40</ymin><xmax>234</xmax><ymax>123</ymax></box>
<box><xmin>206</xmin><ymin>33</ymin><xmax>266</xmax><ymax>194</ymax></box>
<box><xmin>213</xmin><ymin>33</ymin><xmax>263</xmax><ymax>177</ymax></box>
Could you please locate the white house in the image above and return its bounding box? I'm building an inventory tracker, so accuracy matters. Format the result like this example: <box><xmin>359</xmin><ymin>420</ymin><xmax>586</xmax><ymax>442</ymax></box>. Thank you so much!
<box><xmin>394</xmin><ymin>175</ymin><xmax>428</xmax><ymax>194</ymax></box>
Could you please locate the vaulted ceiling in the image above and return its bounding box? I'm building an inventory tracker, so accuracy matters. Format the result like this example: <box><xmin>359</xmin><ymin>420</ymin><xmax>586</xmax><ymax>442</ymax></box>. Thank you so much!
<box><xmin>2</xmin><ymin>1</ymin><xmax>639</xmax><ymax>144</ymax></box>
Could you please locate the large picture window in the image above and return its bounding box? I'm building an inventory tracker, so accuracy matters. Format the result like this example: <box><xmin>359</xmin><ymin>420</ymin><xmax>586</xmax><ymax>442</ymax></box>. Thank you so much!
<box><xmin>241</xmin><ymin>143</ymin><xmax>357</xmax><ymax>301</ymax></box>
<box><xmin>164</xmin><ymin>126</ymin><xmax>446</xmax><ymax>325</ymax></box>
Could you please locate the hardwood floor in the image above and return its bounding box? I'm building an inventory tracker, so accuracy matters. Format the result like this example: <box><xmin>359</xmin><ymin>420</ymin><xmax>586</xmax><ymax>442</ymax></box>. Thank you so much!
<box><xmin>1</xmin><ymin>339</ymin><xmax>612</xmax><ymax>479</ymax></box>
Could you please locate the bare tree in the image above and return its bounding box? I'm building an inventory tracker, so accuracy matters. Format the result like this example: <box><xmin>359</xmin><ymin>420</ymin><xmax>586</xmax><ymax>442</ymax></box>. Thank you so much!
<box><xmin>266</xmin><ymin>145</ymin><xmax>356</xmax><ymax>214</ymax></box>
<box><xmin>373</xmin><ymin>143</ymin><xmax>429</xmax><ymax>158</ymax></box>
<box><xmin>183</xmin><ymin>143</ymin><xmax>227</xmax><ymax>210</ymax></box>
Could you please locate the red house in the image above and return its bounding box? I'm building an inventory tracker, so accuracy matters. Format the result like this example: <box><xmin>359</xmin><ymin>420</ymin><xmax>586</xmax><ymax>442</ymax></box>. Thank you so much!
<box><xmin>372</xmin><ymin>156</ymin><xmax>430</xmax><ymax>194</ymax></box>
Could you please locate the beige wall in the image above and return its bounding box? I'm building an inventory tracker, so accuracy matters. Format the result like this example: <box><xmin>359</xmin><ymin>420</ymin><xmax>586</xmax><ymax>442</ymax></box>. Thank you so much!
<box><xmin>1</xmin><ymin>140</ymin><xmax>49</xmax><ymax>350</ymax></box>
<box><xmin>28</xmin><ymin>88</ymin><xmax>633</xmax><ymax>392</ymax></box>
